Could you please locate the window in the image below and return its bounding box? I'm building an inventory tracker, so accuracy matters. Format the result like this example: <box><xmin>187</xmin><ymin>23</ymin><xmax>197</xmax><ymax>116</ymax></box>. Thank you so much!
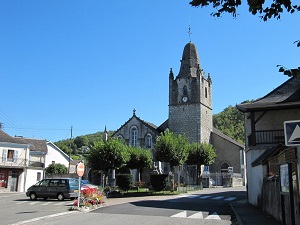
<box><xmin>183</xmin><ymin>85</ymin><xmax>188</xmax><ymax>95</ymax></box>
<box><xmin>145</xmin><ymin>134</ymin><xmax>152</xmax><ymax>148</ymax></box>
<box><xmin>205</xmin><ymin>87</ymin><xmax>208</xmax><ymax>98</ymax></box>
<box><xmin>37</xmin><ymin>172</ymin><xmax>41</xmax><ymax>181</ymax></box>
<box><xmin>2</xmin><ymin>149</ymin><xmax>18</xmax><ymax>162</ymax></box>
<box><xmin>117</xmin><ymin>135</ymin><xmax>124</xmax><ymax>140</ymax></box>
<box><xmin>131</xmin><ymin>126</ymin><xmax>138</xmax><ymax>146</ymax></box>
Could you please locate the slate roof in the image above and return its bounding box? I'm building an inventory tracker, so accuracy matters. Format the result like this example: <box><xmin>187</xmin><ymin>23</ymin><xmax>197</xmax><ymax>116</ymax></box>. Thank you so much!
<box><xmin>236</xmin><ymin>77</ymin><xmax>300</xmax><ymax>112</ymax></box>
<box><xmin>0</xmin><ymin>130</ymin><xmax>47</xmax><ymax>152</ymax></box>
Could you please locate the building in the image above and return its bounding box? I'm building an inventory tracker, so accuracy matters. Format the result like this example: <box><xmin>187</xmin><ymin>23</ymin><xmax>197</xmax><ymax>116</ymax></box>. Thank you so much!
<box><xmin>0</xmin><ymin>130</ymin><xmax>72</xmax><ymax>192</ymax></box>
<box><xmin>113</xmin><ymin>42</ymin><xmax>245</xmax><ymax>186</ymax></box>
<box><xmin>237</xmin><ymin>76</ymin><xmax>300</xmax><ymax>224</ymax></box>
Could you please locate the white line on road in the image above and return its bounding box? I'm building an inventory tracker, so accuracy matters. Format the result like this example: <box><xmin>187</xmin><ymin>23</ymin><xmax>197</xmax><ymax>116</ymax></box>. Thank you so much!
<box><xmin>211</xmin><ymin>196</ymin><xmax>224</xmax><ymax>200</ymax></box>
<box><xmin>199</xmin><ymin>195</ymin><xmax>211</xmax><ymax>199</ymax></box>
<box><xmin>188</xmin><ymin>211</ymin><xmax>204</xmax><ymax>219</ymax></box>
<box><xmin>205</xmin><ymin>212</ymin><xmax>221</xmax><ymax>220</ymax></box>
<box><xmin>171</xmin><ymin>210</ymin><xmax>187</xmax><ymax>218</ymax></box>
<box><xmin>15</xmin><ymin>201</ymin><xmax>27</xmax><ymax>205</ymax></box>
<box><xmin>225</xmin><ymin>197</ymin><xmax>236</xmax><ymax>201</ymax></box>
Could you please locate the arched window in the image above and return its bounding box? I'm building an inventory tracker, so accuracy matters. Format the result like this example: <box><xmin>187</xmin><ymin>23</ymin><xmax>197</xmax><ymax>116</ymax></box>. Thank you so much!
<box><xmin>130</xmin><ymin>126</ymin><xmax>138</xmax><ymax>146</ymax></box>
<box><xmin>117</xmin><ymin>135</ymin><xmax>124</xmax><ymax>140</ymax></box>
<box><xmin>205</xmin><ymin>87</ymin><xmax>208</xmax><ymax>98</ymax></box>
<box><xmin>145</xmin><ymin>133</ymin><xmax>152</xmax><ymax>148</ymax></box>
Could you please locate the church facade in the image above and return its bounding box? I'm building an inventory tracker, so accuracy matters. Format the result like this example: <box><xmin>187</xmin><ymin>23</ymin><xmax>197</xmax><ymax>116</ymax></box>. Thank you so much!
<box><xmin>112</xmin><ymin>42</ymin><xmax>245</xmax><ymax>185</ymax></box>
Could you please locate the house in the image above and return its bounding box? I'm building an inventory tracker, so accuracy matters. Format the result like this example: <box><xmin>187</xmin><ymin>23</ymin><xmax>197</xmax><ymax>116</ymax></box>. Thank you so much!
<box><xmin>0</xmin><ymin>130</ymin><xmax>72</xmax><ymax>192</ymax></box>
<box><xmin>112</xmin><ymin>42</ymin><xmax>245</xmax><ymax>186</ymax></box>
<box><xmin>236</xmin><ymin>76</ymin><xmax>300</xmax><ymax>224</ymax></box>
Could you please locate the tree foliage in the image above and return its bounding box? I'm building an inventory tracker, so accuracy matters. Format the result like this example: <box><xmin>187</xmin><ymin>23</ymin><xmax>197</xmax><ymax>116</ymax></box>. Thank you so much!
<box><xmin>154</xmin><ymin>129</ymin><xmax>189</xmax><ymax>169</ymax></box>
<box><xmin>189</xmin><ymin>0</ymin><xmax>300</xmax><ymax>21</ymax></box>
<box><xmin>45</xmin><ymin>163</ymin><xmax>68</xmax><ymax>174</ymax></box>
<box><xmin>213</xmin><ymin>105</ymin><xmax>245</xmax><ymax>144</ymax></box>
<box><xmin>126</xmin><ymin>146</ymin><xmax>152</xmax><ymax>171</ymax></box>
<box><xmin>85</xmin><ymin>139</ymin><xmax>130</xmax><ymax>177</ymax></box>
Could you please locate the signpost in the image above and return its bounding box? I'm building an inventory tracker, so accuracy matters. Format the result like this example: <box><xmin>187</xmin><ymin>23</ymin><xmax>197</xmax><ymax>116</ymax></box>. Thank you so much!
<box><xmin>76</xmin><ymin>162</ymin><xmax>84</xmax><ymax>207</ymax></box>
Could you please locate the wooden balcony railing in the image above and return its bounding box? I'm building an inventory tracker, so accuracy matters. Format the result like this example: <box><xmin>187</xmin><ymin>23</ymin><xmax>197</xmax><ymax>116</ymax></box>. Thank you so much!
<box><xmin>248</xmin><ymin>129</ymin><xmax>285</xmax><ymax>146</ymax></box>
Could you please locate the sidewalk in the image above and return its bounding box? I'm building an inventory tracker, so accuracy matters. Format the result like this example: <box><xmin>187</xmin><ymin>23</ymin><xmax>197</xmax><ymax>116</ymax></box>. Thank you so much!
<box><xmin>230</xmin><ymin>200</ymin><xmax>281</xmax><ymax>225</ymax></box>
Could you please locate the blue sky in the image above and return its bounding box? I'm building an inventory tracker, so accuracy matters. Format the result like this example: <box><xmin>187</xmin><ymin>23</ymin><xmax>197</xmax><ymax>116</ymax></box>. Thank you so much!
<box><xmin>0</xmin><ymin>1</ymin><xmax>299</xmax><ymax>142</ymax></box>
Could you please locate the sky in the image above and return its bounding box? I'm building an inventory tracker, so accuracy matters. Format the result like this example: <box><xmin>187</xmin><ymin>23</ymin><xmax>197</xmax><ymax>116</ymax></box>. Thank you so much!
<box><xmin>0</xmin><ymin>1</ymin><xmax>299</xmax><ymax>142</ymax></box>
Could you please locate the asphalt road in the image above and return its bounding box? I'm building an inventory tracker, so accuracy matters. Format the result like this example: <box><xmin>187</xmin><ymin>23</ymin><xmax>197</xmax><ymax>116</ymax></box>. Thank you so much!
<box><xmin>0</xmin><ymin>187</ymin><xmax>246</xmax><ymax>225</ymax></box>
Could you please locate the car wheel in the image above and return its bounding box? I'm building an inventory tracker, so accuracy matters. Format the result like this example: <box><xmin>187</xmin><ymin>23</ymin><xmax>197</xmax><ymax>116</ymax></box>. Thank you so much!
<box><xmin>57</xmin><ymin>193</ymin><xmax>64</xmax><ymax>201</ymax></box>
<box><xmin>29</xmin><ymin>192</ymin><xmax>37</xmax><ymax>200</ymax></box>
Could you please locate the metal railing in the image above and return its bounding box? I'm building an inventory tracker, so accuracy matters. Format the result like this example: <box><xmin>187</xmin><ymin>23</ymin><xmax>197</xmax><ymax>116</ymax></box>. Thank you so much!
<box><xmin>0</xmin><ymin>158</ymin><xmax>44</xmax><ymax>168</ymax></box>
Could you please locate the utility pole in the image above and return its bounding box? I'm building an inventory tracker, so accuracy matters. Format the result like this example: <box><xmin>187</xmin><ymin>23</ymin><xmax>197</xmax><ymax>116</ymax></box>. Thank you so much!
<box><xmin>68</xmin><ymin>126</ymin><xmax>73</xmax><ymax>173</ymax></box>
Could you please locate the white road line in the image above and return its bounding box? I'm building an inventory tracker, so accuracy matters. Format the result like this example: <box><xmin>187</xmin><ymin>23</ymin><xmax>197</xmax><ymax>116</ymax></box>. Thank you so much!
<box><xmin>15</xmin><ymin>201</ymin><xmax>27</xmax><ymax>205</ymax></box>
<box><xmin>171</xmin><ymin>211</ymin><xmax>187</xmax><ymax>218</ymax></box>
<box><xmin>199</xmin><ymin>195</ymin><xmax>211</xmax><ymax>199</ymax></box>
<box><xmin>41</xmin><ymin>202</ymin><xmax>52</xmax><ymax>206</ymax></box>
<box><xmin>211</xmin><ymin>196</ymin><xmax>224</xmax><ymax>200</ymax></box>
<box><xmin>205</xmin><ymin>212</ymin><xmax>221</xmax><ymax>220</ymax></box>
<box><xmin>54</xmin><ymin>202</ymin><xmax>65</xmax><ymax>205</ymax></box>
<box><xmin>29</xmin><ymin>202</ymin><xmax>39</xmax><ymax>205</ymax></box>
<box><xmin>9</xmin><ymin>211</ymin><xmax>77</xmax><ymax>225</ymax></box>
<box><xmin>188</xmin><ymin>211</ymin><xmax>204</xmax><ymax>219</ymax></box>
<box><xmin>225</xmin><ymin>197</ymin><xmax>236</xmax><ymax>201</ymax></box>
<box><xmin>186</xmin><ymin>195</ymin><xmax>199</xmax><ymax>198</ymax></box>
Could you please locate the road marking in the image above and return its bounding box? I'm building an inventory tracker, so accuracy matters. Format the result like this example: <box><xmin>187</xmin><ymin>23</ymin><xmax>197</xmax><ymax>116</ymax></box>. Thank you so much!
<box><xmin>9</xmin><ymin>211</ymin><xmax>77</xmax><ymax>225</ymax></box>
<box><xmin>171</xmin><ymin>211</ymin><xmax>187</xmax><ymax>218</ymax></box>
<box><xmin>199</xmin><ymin>195</ymin><xmax>211</xmax><ymax>199</ymax></box>
<box><xmin>188</xmin><ymin>211</ymin><xmax>204</xmax><ymax>219</ymax></box>
<box><xmin>29</xmin><ymin>202</ymin><xmax>39</xmax><ymax>205</ymax></box>
<box><xmin>186</xmin><ymin>195</ymin><xmax>199</xmax><ymax>198</ymax></box>
<box><xmin>225</xmin><ymin>197</ymin><xmax>236</xmax><ymax>201</ymax></box>
<box><xmin>41</xmin><ymin>202</ymin><xmax>52</xmax><ymax>206</ymax></box>
<box><xmin>211</xmin><ymin>196</ymin><xmax>224</xmax><ymax>200</ymax></box>
<box><xmin>16</xmin><ymin>201</ymin><xmax>27</xmax><ymax>205</ymax></box>
<box><xmin>54</xmin><ymin>202</ymin><xmax>65</xmax><ymax>205</ymax></box>
<box><xmin>205</xmin><ymin>212</ymin><xmax>221</xmax><ymax>220</ymax></box>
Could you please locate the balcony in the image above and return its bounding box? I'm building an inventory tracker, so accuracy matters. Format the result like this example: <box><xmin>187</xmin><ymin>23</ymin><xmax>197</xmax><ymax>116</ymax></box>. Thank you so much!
<box><xmin>248</xmin><ymin>129</ymin><xmax>285</xmax><ymax>146</ymax></box>
<box><xmin>0</xmin><ymin>158</ymin><xmax>44</xmax><ymax>169</ymax></box>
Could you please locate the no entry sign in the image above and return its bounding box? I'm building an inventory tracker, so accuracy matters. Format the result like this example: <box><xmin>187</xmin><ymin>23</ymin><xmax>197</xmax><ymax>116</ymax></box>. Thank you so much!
<box><xmin>77</xmin><ymin>162</ymin><xmax>84</xmax><ymax>177</ymax></box>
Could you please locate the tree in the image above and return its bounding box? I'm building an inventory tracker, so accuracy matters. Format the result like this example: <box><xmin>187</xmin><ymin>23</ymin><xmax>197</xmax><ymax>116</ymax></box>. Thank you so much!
<box><xmin>85</xmin><ymin>139</ymin><xmax>130</xmax><ymax>186</ymax></box>
<box><xmin>154</xmin><ymin>129</ymin><xmax>189</xmax><ymax>170</ymax></box>
<box><xmin>126</xmin><ymin>146</ymin><xmax>152</xmax><ymax>182</ymax></box>
<box><xmin>186</xmin><ymin>143</ymin><xmax>217</xmax><ymax>185</ymax></box>
<box><xmin>74</xmin><ymin>136</ymin><xmax>89</xmax><ymax>149</ymax></box>
<box><xmin>213</xmin><ymin>105</ymin><xmax>245</xmax><ymax>144</ymax></box>
<box><xmin>189</xmin><ymin>0</ymin><xmax>299</xmax><ymax>21</ymax></box>
<box><xmin>45</xmin><ymin>163</ymin><xmax>68</xmax><ymax>174</ymax></box>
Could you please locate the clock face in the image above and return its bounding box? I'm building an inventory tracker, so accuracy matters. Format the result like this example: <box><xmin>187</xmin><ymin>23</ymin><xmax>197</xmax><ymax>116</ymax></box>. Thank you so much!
<box><xmin>182</xmin><ymin>96</ymin><xmax>188</xmax><ymax>102</ymax></box>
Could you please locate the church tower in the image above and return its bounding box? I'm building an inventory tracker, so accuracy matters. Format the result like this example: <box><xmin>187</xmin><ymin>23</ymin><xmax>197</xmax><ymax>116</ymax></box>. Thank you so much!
<box><xmin>168</xmin><ymin>42</ymin><xmax>212</xmax><ymax>143</ymax></box>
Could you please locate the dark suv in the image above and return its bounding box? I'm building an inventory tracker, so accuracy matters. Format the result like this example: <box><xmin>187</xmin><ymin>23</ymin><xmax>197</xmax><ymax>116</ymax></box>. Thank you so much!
<box><xmin>26</xmin><ymin>178</ymin><xmax>79</xmax><ymax>201</ymax></box>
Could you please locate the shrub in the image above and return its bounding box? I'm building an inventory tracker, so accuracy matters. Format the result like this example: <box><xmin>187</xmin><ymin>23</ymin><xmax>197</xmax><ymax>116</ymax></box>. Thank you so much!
<box><xmin>116</xmin><ymin>174</ymin><xmax>133</xmax><ymax>191</ymax></box>
<box><xmin>150</xmin><ymin>174</ymin><xmax>168</xmax><ymax>192</ymax></box>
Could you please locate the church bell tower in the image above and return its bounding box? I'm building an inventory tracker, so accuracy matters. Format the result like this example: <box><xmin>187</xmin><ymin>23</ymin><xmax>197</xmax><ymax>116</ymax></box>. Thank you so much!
<box><xmin>168</xmin><ymin>42</ymin><xmax>212</xmax><ymax>143</ymax></box>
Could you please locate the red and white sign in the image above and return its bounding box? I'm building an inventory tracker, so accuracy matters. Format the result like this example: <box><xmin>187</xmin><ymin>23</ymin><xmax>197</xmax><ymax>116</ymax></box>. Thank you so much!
<box><xmin>76</xmin><ymin>162</ymin><xmax>84</xmax><ymax>177</ymax></box>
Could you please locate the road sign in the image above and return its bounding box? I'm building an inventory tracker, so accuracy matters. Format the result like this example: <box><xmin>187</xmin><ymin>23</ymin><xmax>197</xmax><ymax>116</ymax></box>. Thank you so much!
<box><xmin>284</xmin><ymin>120</ymin><xmax>300</xmax><ymax>146</ymax></box>
<box><xmin>76</xmin><ymin>162</ymin><xmax>84</xmax><ymax>177</ymax></box>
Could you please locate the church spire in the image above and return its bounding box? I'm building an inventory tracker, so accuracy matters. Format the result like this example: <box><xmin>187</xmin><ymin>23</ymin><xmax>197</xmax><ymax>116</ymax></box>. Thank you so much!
<box><xmin>177</xmin><ymin>42</ymin><xmax>201</xmax><ymax>78</ymax></box>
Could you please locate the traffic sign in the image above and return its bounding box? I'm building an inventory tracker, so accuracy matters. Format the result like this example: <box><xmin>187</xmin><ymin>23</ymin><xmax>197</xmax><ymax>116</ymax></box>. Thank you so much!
<box><xmin>284</xmin><ymin>120</ymin><xmax>300</xmax><ymax>146</ymax></box>
<box><xmin>77</xmin><ymin>162</ymin><xmax>85</xmax><ymax>177</ymax></box>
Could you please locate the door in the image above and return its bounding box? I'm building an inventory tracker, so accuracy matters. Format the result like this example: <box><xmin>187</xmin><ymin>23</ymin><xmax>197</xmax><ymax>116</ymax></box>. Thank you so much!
<box><xmin>10</xmin><ymin>172</ymin><xmax>18</xmax><ymax>192</ymax></box>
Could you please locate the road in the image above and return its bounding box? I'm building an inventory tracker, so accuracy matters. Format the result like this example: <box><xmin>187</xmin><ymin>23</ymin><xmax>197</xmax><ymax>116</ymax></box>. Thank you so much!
<box><xmin>0</xmin><ymin>187</ymin><xmax>246</xmax><ymax>225</ymax></box>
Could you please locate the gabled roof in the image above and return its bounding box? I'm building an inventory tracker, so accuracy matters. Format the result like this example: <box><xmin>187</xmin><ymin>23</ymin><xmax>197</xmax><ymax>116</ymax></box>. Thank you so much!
<box><xmin>237</xmin><ymin>77</ymin><xmax>300</xmax><ymax>112</ymax></box>
<box><xmin>212</xmin><ymin>127</ymin><xmax>244</xmax><ymax>149</ymax></box>
<box><xmin>251</xmin><ymin>144</ymin><xmax>288</xmax><ymax>167</ymax></box>
<box><xmin>0</xmin><ymin>130</ymin><xmax>27</xmax><ymax>144</ymax></box>
<box><xmin>19</xmin><ymin>138</ymin><xmax>48</xmax><ymax>153</ymax></box>
<box><xmin>112</xmin><ymin>112</ymin><xmax>160</xmax><ymax>137</ymax></box>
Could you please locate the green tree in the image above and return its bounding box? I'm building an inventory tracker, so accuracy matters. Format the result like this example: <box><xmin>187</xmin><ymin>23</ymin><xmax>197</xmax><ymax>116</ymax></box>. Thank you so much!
<box><xmin>85</xmin><ymin>138</ymin><xmax>130</xmax><ymax>186</ymax></box>
<box><xmin>213</xmin><ymin>105</ymin><xmax>245</xmax><ymax>144</ymax></box>
<box><xmin>126</xmin><ymin>146</ymin><xmax>152</xmax><ymax>182</ymax></box>
<box><xmin>186</xmin><ymin>143</ymin><xmax>217</xmax><ymax>185</ymax></box>
<box><xmin>74</xmin><ymin>136</ymin><xmax>89</xmax><ymax>149</ymax></box>
<box><xmin>45</xmin><ymin>163</ymin><xmax>68</xmax><ymax>174</ymax></box>
<box><xmin>154</xmin><ymin>129</ymin><xmax>189</xmax><ymax>169</ymax></box>
<box><xmin>189</xmin><ymin>0</ymin><xmax>299</xmax><ymax>20</ymax></box>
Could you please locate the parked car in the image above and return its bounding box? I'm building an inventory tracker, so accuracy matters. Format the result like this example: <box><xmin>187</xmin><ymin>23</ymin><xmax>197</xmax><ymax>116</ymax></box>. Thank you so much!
<box><xmin>26</xmin><ymin>178</ymin><xmax>79</xmax><ymax>201</ymax></box>
<box><xmin>80</xmin><ymin>179</ymin><xmax>98</xmax><ymax>190</ymax></box>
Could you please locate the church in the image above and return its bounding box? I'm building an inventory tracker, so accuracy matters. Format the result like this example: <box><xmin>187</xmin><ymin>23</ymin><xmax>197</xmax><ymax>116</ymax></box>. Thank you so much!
<box><xmin>112</xmin><ymin>41</ymin><xmax>245</xmax><ymax>186</ymax></box>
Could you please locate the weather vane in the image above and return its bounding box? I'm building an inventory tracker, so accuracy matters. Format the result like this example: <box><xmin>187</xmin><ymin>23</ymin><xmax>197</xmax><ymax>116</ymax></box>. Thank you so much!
<box><xmin>188</xmin><ymin>24</ymin><xmax>192</xmax><ymax>42</ymax></box>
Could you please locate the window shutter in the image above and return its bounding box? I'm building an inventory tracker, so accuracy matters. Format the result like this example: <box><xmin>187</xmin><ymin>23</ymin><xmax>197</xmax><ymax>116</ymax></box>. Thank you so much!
<box><xmin>14</xmin><ymin>150</ymin><xmax>19</xmax><ymax>163</ymax></box>
<box><xmin>2</xmin><ymin>149</ymin><xmax>7</xmax><ymax>162</ymax></box>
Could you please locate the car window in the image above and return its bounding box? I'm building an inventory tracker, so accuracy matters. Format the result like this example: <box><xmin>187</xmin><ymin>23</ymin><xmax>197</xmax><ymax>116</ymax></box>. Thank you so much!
<box><xmin>69</xmin><ymin>179</ymin><xmax>79</xmax><ymax>187</ymax></box>
<box><xmin>49</xmin><ymin>179</ymin><xmax>59</xmax><ymax>187</ymax></box>
<box><xmin>59</xmin><ymin>180</ymin><xmax>67</xmax><ymax>187</ymax></box>
<box><xmin>39</xmin><ymin>179</ymin><xmax>50</xmax><ymax>187</ymax></box>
